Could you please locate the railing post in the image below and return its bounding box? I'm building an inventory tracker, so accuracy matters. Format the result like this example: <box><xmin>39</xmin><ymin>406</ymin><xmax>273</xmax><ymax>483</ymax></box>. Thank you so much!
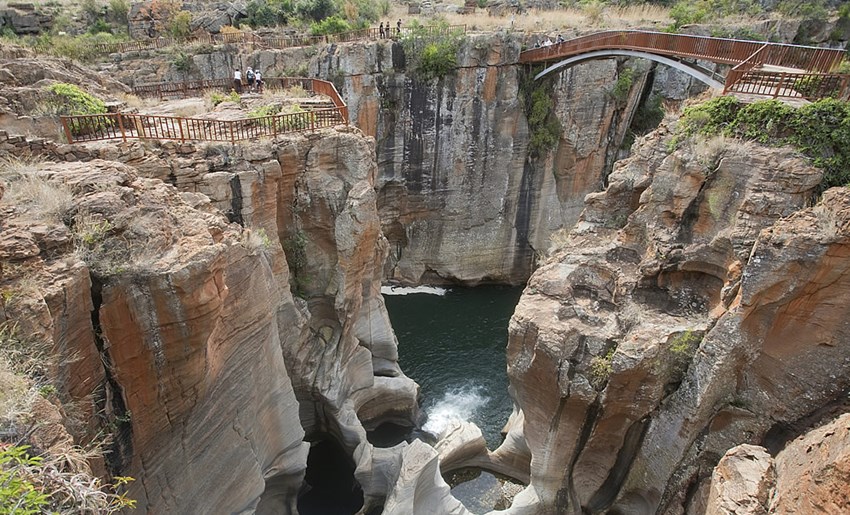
<box><xmin>774</xmin><ymin>72</ymin><xmax>786</xmax><ymax>98</ymax></box>
<box><xmin>230</xmin><ymin>120</ymin><xmax>236</xmax><ymax>144</ymax></box>
<box><xmin>179</xmin><ymin>117</ymin><xmax>185</xmax><ymax>142</ymax></box>
<box><xmin>118</xmin><ymin>113</ymin><xmax>127</xmax><ymax>142</ymax></box>
<box><xmin>61</xmin><ymin>117</ymin><xmax>73</xmax><ymax>144</ymax></box>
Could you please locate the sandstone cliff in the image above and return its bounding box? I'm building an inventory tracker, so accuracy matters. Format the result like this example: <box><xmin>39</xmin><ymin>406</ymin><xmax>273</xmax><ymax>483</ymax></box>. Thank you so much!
<box><xmin>105</xmin><ymin>33</ymin><xmax>650</xmax><ymax>285</ymax></box>
<box><xmin>0</xmin><ymin>126</ymin><xmax>419</xmax><ymax>512</ymax></box>
<box><xmin>492</xmin><ymin>126</ymin><xmax>850</xmax><ymax>514</ymax></box>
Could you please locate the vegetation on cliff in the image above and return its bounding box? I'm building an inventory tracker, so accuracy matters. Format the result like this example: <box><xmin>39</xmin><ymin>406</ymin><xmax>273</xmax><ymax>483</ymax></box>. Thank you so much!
<box><xmin>399</xmin><ymin>22</ymin><xmax>466</xmax><ymax>82</ymax></box>
<box><xmin>520</xmin><ymin>68</ymin><xmax>562</xmax><ymax>159</ymax></box>
<box><xmin>676</xmin><ymin>96</ymin><xmax>850</xmax><ymax>190</ymax></box>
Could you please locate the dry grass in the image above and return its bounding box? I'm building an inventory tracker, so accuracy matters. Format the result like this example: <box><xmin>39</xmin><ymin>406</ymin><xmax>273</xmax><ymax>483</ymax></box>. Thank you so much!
<box><xmin>694</xmin><ymin>134</ymin><xmax>749</xmax><ymax>170</ymax></box>
<box><xmin>547</xmin><ymin>227</ymin><xmax>571</xmax><ymax>254</ymax></box>
<box><xmin>394</xmin><ymin>3</ymin><xmax>673</xmax><ymax>34</ymax></box>
<box><xmin>0</xmin><ymin>155</ymin><xmax>73</xmax><ymax>223</ymax></box>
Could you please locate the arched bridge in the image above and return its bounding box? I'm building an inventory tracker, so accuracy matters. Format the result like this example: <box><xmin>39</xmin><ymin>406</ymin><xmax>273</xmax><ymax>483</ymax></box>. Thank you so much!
<box><xmin>520</xmin><ymin>30</ymin><xmax>849</xmax><ymax>101</ymax></box>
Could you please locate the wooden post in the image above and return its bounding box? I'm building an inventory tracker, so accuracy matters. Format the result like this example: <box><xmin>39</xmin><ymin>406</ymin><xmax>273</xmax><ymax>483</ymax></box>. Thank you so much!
<box><xmin>774</xmin><ymin>73</ymin><xmax>786</xmax><ymax>98</ymax></box>
<box><xmin>61</xmin><ymin>117</ymin><xmax>73</xmax><ymax>144</ymax></box>
<box><xmin>179</xmin><ymin>117</ymin><xmax>185</xmax><ymax>142</ymax></box>
<box><xmin>118</xmin><ymin>113</ymin><xmax>126</xmax><ymax>142</ymax></box>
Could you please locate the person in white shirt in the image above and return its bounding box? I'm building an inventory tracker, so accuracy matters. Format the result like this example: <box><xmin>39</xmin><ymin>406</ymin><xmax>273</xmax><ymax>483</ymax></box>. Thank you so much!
<box><xmin>233</xmin><ymin>68</ymin><xmax>242</xmax><ymax>93</ymax></box>
<box><xmin>255</xmin><ymin>70</ymin><xmax>263</xmax><ymax>94</ymax></box>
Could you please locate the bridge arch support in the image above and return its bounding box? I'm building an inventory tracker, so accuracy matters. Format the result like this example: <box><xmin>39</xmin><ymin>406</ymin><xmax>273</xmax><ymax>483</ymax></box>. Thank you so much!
<box><xmin>533</xmin><ymin>49</ymin><xmax>725</xmax><ymax>90</ymax></box>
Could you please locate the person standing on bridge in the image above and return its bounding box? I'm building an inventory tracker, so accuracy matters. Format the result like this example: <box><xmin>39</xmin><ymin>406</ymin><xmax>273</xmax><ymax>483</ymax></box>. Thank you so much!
<box><xmin>397</xmin><ymin>19</ymin><xmax>402</xmax><ymax>37</ymax></box>
<box><xmin>379</xmin><ymin>22</ymin><xmax>385</xmax><ymax>39</ymax></box>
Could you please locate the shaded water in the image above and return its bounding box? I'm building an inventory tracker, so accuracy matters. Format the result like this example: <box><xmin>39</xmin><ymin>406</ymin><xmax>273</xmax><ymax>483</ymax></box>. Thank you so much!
<box><xmin>383</xmin><ymin>285</ymin><xmax>523</xmax><ymax>448</ymax></box>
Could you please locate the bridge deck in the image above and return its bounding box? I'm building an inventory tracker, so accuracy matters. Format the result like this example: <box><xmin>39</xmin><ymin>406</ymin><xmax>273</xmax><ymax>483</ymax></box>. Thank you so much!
<box><xmin>520</xmin><ymin>30</ymin><xmax>848</xmax><ymax>101</ymax></box>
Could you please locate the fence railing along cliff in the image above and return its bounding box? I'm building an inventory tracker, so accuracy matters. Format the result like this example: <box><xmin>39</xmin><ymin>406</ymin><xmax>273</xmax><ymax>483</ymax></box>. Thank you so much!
<box><xmin>61</xmin><ymin>78</ymin><xmax>348</xmax><ymax>144</ymax></box>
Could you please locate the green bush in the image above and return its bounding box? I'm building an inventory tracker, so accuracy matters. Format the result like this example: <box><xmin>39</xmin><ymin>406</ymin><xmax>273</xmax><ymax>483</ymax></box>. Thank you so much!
<box><xmin>310</xmin><ymin>15</ymin><xmax>351</xmax><ymax>35</ymax></box>
<box><xmin>610</xmin><ymin>66</ymin><xmax>635</xmax><ymax>106</ymax></box>
<box><xmin>43</xmin><ymin>83</ymin><xmax>107</xmax><ymax>116</ymax></box>
<box><xmin>400</xmin><ymin>21</ymin><xmax>465</xmax><ymax>81</ymax></box>
<box><xmin>296</xmin><ymin>0</ymin><xmax>337</xmax><ymax>22</ymax></box>
<box><xmin>245</xmin><ymin>0</ymin><xmax>294</xmax><ymax>28</ymax></box>
<box><xmin>669</xmin><ymin>1</ymin><xmax>709</xmax><ymax>28</ymax></box>
<box><xmin>168</xmin><ymin>10</ymin><xmax>192</xmax><ymax>39</ymax></box>
<box><xmin>677</xmin><ymin>96</ymin><xmax>850</xmax><ymax>190</ymax></box>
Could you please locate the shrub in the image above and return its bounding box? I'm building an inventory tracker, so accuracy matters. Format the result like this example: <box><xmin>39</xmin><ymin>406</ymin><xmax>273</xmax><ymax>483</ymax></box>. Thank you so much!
<box><xmin>589</xmin><ymin>348</ymin><xmax>615</xmax><ymax>388</ymax></box>
<box><xmin>168</xmin><ymin>10</ymin><xmax>192</xmax><ymax>39</ymax></box>
<box><xmin>521</xmin><ymin>69</ymin><xmax>562</xmax><ymax>159</ymax></box>
<box><xmin>400</xmin><ymin>21</ymin><xmax>465</xmax><ymax>81</ymax></box>
<box><xmin>679</xmin><ymin>95</ymin><xmax>740</xmax><ymax>136</ymax></box>
<box><xmin>610</xmin><ymin>66</ymin><xmax>635</xmax><ymax>106</ymax></box>
<box><xmin>0</xmin><ymin>445</ymin><xmax>136</xmax><ymax>513</ymax></box>
<box><xmin>42</xmin><ymin>83</ymin><xmax>107</xmax><ymax>117</ymax></box>
<box><xmin>108</xmin><ymin>0</ymin><xmax>130</xmax><ymax>27</ymax></box>
<box><xmin>669</xmin><ymin>1</ymin><xmax>708</xmax><ymax>28</ymax></box>
<box><xmin>310</xmin><ymin>15</ymin><xmax>351</xmax><ymax>36</ymax></box>
<box><xmin>245</xmin><ymin>0</ymin><xmax>295</xmax><ymax>28</ymax></box>
<box><xmin>171</xmin><ymin>50</ymin><xmax>191</xmax><ymax>72</ymax></box>
<box><xmin>677</xmin><ymin>96</ymin><xmax>850</xmax><ymax>190</ymax></box>
<box><xmin>295</xmin><ymin>0</ymin><xmax>337</xmax><ymax>22</ymax></box>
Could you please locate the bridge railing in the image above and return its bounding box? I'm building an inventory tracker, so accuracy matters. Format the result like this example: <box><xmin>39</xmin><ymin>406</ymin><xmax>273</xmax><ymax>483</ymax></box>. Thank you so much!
<box><xmin>725</xmin><ymin>70</ymin><xmax>850</xmax><ymax>100</ymax></box>
<box><xmin>519</xmin><ymin>30</ymin><xmax>846</xmax><ymax>72</ymax></box>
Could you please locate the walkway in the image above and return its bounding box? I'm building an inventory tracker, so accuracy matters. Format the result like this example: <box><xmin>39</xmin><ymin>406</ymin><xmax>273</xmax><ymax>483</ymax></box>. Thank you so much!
<box><xmin>520</xmin><ymin>30</ymin><xmax>849</xmax><ymax>101</ymax></box>
<box><xmin>60</xmin><ymin>78</ymin><xmax>348</xmax><ymax>144</ymax></box>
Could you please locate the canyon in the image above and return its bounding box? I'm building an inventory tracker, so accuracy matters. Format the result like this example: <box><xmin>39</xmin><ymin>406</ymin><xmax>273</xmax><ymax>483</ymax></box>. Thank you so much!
<box><xmin>1</xmin><ymin>23</ymin><xmax>849</xmax><ymax>515</ymax></box>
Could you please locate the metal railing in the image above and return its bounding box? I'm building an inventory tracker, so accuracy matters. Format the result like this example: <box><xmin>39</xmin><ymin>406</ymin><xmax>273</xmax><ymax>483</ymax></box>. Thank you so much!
<box><xmin>520</xmin><ymin>30</ymin><xmax>849</xmax><ymax>100</ymax></box>
<box><xmin>724</xmin><ymin>70</ymin><xmax>850</xmax><ymax>100</ymax></box>
<box><xmin>519</xmin><ymin>30</ymin><xmax>846</xmax><ymax>72</ymax></box>
<box><xmin>61</xmin><ymin>77</ymin><xmax>349</xmax><ymax>144</ymax></box>
<box><xmin>133</xmin><ymin>76</ymin><xmax>318</xmax><ymax>99</ymax></box>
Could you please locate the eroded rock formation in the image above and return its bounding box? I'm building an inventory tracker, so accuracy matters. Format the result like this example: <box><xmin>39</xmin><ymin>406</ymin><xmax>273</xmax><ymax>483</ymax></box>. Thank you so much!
<box><xmin>0</xmin><ymin>127</ymin><xmax>419</xmax><ymax>513</ymax></box>
<box><xmin>494</xmin><ymin>126</ymin><xmax>850</xmax><ymax>514</ymax></box>
<box><xmin>706</xmin><ymin>413</ymin><xmax>850</xmax><ymax>514</ymax></box>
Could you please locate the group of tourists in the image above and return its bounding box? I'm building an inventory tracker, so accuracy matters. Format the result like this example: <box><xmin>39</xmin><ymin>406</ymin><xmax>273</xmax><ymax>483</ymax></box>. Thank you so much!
<box><xmin>534</xmin><ymin>34</ymin><xmax>565</xmax><ymax>48</ymax></box>
<box><xmin>232</xmin><ymin>67</ymin><xmax>263</xmax><ymax>94</ymax></box>
<box><xmin>378</xmin><ymin>19</ymin><xmax>403</xmax><ymax>38</ymax></box>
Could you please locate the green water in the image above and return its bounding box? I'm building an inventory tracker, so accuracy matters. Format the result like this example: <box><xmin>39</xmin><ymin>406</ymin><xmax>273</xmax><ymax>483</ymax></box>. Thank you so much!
<box><xmin>383</xmin><ymin>285</ymin><xmax>523</xmax><ymax>448</ymax></box>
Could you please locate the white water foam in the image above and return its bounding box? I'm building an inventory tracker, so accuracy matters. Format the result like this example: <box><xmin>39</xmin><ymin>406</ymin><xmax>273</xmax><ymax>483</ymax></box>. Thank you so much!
<box><xmin>380</xmin><ymin>285</ymin><xmax>449</xmax><ymax>296</ymax></box>
<box><xmin>421</xmin><ymin>386</ymin><xmax>489</xmax><ymax>438</ymax></box>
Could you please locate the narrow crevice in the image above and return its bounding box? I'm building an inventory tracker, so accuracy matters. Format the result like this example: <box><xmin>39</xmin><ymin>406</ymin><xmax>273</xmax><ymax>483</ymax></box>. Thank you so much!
<box><xmin>584</xmin><ymin>416</ymin><xmax>651</xmax><ymax>512</ymax></box>
<box><xmin>762</xmin><ymin>384</ymin><xmax>850</xmax><ymax>455</ymax></box>
<box><xmin>228</xmin><ymin>173</ymin><xmax>244</xmax><ymax>226</ymax></box>
<box><xmin>89</xmin><ymin>275</ymin><xmax>133</xmax><ymax>476</ymax></box>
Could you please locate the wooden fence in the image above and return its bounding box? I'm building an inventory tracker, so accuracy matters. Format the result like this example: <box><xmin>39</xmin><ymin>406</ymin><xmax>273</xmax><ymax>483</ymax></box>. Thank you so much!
<box><xmin>61</xmin><ymin>107</ymin><xmax>345</xmax><ymax>144</ymax></box>
<box><xmin>61</xmin><ymin>77</ymin><xmax>349</xmax><ymax>144</ymax></box>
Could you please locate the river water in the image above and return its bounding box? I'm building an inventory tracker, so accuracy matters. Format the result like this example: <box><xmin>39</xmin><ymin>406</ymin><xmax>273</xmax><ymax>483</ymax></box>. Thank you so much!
<box><xmin>382</xmin><ymin>285</ymin><xmax>524</xmax><ymax>448</ymax></box>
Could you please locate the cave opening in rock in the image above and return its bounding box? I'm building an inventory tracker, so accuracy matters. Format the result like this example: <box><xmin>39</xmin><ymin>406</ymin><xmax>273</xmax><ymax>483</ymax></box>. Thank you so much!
<box><xmin>382</xmin><ymin>284</ymin><xmax>524</xmax><ymax>448</ymax></box>
<box><xmin>297</xmin><ymin>436</ymin><xmax>364</xmax><ymax>515</ymax></box>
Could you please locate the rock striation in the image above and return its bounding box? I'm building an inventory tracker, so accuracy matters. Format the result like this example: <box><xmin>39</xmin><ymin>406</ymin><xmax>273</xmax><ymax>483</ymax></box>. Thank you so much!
<box><xmin>493</xmin><ymin>126</ymin><xmax>850</xmax><ymax>514</ymax></box>
<box><xmin>316</xmin><ymin>35</ymin><xmax>647</xmax><ymax>285</ymax></box>
<box><xmin>0</xmin><ymin>127</ymin><xmax>419</xmax><ymax>513</ymax></box>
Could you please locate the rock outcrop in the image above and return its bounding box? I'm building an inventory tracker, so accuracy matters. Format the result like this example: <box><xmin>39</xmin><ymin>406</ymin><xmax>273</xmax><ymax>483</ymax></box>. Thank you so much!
<box><xmin>706</xmin><ymin>413</ymin><xmax>850</xmax><ymax>514</ymax></box>
<box><xmin>0</xmin><ymin>126</ymin><xmax>419</xmax><ymax>512</ymax></box>
<box><xmin>494</xmin><ymin>126</ymin><xmax>850</xmax><ymax>513</ymax></box>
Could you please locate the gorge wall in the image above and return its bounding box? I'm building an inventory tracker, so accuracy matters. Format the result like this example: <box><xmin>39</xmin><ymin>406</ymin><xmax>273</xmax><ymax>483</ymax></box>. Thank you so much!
<box><xmin>105</xmin><ymin>33</ymin><xmax>655</xmax><ymax>285</ymax></box>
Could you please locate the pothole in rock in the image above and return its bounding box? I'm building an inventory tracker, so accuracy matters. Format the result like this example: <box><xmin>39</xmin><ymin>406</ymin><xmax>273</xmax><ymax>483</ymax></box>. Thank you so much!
<box><xmin>446</xmin><ymin>468</ymin><xmax>526</xmax><ymax>513</ymax></box>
